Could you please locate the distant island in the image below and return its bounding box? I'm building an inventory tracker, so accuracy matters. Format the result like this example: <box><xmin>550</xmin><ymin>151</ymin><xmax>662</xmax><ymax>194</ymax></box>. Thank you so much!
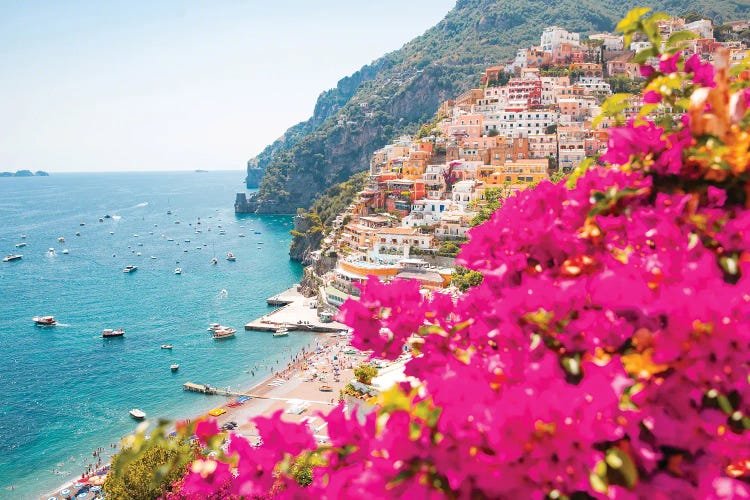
<box><xmin>195</xmin><ymin>169</ymin><xmax>208</xmax><ymax>173</ymax></box>
<box><xmin>0</xmin><ymin>170</ymin><xmax>49</xmax><ymax>177</ymax></box>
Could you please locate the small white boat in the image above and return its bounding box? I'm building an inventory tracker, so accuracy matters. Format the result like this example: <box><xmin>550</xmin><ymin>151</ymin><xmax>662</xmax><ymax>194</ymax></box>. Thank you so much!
<box><xmin>161</xmin><ymin>344</ymin><xmax>173</xmax><ymax>349</ymax></box>
<box><xmin>57</xmin><ymin>237</ymin><xmax>65</xmax><ymax>242</ymax></box>
<box><xmin>174</xmin><ymin>268</ymin><xmax>182</xmax><ymax>274</ymax></box>
<box><xmin>15</xmin><ymin>242</ymin><xmax>26</xmax><ymax>248</ymax></box>
<box><xmin>136</xmin><ymin>252</ymin><xmax>141</xmax><ymax>256</ymax></box>
<box><xmin>109</xmin><ymin>231</ymin><xmax>114</xmax><ymax>235</ymax></box>
<box><xmin>76</xmin><ymin>232</ymin><xmax>81</xmax><ymax>236</ymax></box>
<box><xmin>213</xmin><ymin>327</ymin><xmax>236</xmax><ymax>340</ymax></box>
<box><xmin>273</xmin><ymin>328</ymin><xmax>289</xmax><ymax>338</ymax></box>
<box><xmin>238</xmin><ymin>233</ymin><xmax>246</xmax><ymax>238</ymax></box>
<box><xmin>33</xmin><ymin>316</ymin><xmax>56</xmax><ymax>326</ymax></box>
<box><xmin>210</xmin><ymin>257</ymin><xmax>218</xmax><ymax>265</ymax></box>
<box><xmin>170</xmin><ymin>364</ymin><xmax>179</xmax><ymax>372</ymax></box>
<box><xmin>129</xmin><ymin>409</ymin><xmax>146</xmax><ymax>420</ymax></box>
<box><xmin>61</xmin><ymin>249</ymin><xmax>69</xmax><ymax>254</ymax></box>
<box><xmin>48</xmin><ymin>247</ymin><xmax>55</xmax><ymax>255</ymax></box>
<box><xmin>123</xmin><ymin>265</ymin><xmax>138</xmax><ymax>273</ymax></box>
<box><xmin>20</xmin><ymin>234</ymin><xmax>26</xmax><ymax>239</ymax></box>
<box><xmin>226</xmin><ymin>252</ymin><xmax>236</xmax><ymax>261</ymax></box>
<box><xmin>3</xmin><ymin>254</ymin><xmax>22</xmax><ymax>262</ymax></box>
<box><xmin>167</xmin><ymin>238</ymin><xmax>174</xmax><ymax>241</ymax></box>
<box><xmin>150</xmin><ymin>256</ymin><xmax>157</xmax><ymax>260</ymax></box>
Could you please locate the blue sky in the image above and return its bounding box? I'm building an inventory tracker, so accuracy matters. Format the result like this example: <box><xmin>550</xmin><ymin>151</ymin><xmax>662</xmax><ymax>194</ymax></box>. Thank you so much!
<box><xmin>0</xmin><ymin>0</ymin><xmax>456</xmax><ymax>172</ymax></box>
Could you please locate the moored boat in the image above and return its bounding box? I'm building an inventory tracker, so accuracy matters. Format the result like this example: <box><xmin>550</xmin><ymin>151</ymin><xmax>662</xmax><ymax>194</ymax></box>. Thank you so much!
<box><xmin>226</xmin><ymin>252</ymin><xmax>236</xmax><ymax>261</ymax></box>
<box><xmin>174</xmin><ymin>268</ymin><xmax>182</xmax><ymax>274</ymax></box>
<box><xmin>210</xmin><ymin>257</ymin><xmax>218</xmax><ymax>265</ymax></box>
<box><xmin>170</xmin><ymin>364</ymin><xmax>179</xmax><ymax>372</ymax></box>
<box><xmin>3</xmin><ymin>254</ymin><xmax>23</xmax><ymax>262</ymax></box>
<box><xmin>123</xmin><ymin>265</ymin><xmax>138</xmax><ymax>273</ymax></box>
<box><xmin>57</xmin><ymin>237</ymin><xmax>65</xmax><ymax>243</ymax></box>
<box><xmin>161</xmin><ymin>344</ymin><xmax>173</xmax><ymax>349</ymax></box>
<box><xmin>129</xmin><ymin>409</ymin><xmax>146</xmax><ymax>420</ymax></box>
<box><xmin>273</xmin><ymin>328</ymin><xmax>289</xmax><ymax>337</ymax></box>
<box><xmin>102</xmin><ymin>328</ymin><xmax>125</xmax><ymax>338</ymax></box>
<box><xmin>33</xmin><ymin>316</ymin><xmax>56</xmax><ymax>326</ymax></box>
<box><xmin>61</xmin><ymin>249</ymin><xmax>69</xmax><ymax>254</ymax></box>
<box><xmin>14</xmin><ymin>242</ymin><xmax>26</xmax><ymax>248</ymax></box>
<box><xmin>212</xmin><ymin>327</ymin><xmax>236</xmax><ymax>340</ymax></box>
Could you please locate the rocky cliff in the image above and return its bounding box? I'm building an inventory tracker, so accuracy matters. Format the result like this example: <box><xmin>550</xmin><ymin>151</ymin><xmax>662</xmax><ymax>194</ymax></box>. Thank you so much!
<box><xmin>242</xmin><ymin>0</ymin><xmax>750</xmax><ymax>214</ymax></box>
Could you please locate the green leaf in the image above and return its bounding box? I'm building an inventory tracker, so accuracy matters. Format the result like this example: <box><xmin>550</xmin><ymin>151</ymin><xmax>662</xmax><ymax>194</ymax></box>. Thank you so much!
<box><xmin>632</xmin><ymin>46</ymin><xmax>658</xmax><ymax>65</ymax></box>
<box><xmin>606</xmin><ymin>448</ymin><xmax>639</xmax><ymax>488</ymax></box>
<box><xmin>666</xmin><ymin>30</ymin><xmax>698</xmax><ymax>50</ymax></box>
<box><xmin>616</xmin><ymin>7</ymin><xmax>651</xmax><ymax>35</ymax></box>
<box><xmin>566</xmin><ymin>157</ymin><xmax>595</xmax><ymax>189</ymax></box>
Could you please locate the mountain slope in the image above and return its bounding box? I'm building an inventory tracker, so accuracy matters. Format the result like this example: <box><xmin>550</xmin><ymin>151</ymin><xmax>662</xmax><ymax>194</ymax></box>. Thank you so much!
<box><xmin>242</xmin><ymin>0</ymin><xmax>750</xmax><ymax>213</ymax></box>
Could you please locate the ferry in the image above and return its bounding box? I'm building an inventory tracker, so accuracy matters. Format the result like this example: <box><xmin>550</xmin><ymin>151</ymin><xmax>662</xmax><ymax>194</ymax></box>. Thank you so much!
<box><xmin>103</xmin><ymin>328</ymin><xmax>125</xmax><ymax>338</ymax></box>
<box><xmin>212</xmin><ymin>327</ymin><xmax>236</xmax><ymax>340</ymax></box>
<box><xmin>129</xmin><ymin>409</ymin><xmax>146</xmax><ymax>420</ymax></box>
<box><xmin>226</xmin><ymin>252</ymin><xmax>236</xmax><ymax>261</ymax></box>
<box><xmin>33</xmin><ymin>316</ymin><xmax>57</xmax><ymax>326</ymax></box>
<box><xmin>123</xmin><ymin>265</ymin><xmax>138</xmax><ymax>273</ymax></box>
<box><xmin>273</xmin><ymin>328</ymin><xmax>289</xmax><ymax>337</ymax></box>
<box><xmin>3</xmin><ymin>254</ymin><xmax>22</xmax><ymax>262</ymax></box>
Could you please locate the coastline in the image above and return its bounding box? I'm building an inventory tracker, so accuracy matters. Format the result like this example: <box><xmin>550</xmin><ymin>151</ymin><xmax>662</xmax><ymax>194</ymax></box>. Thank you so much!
<box><xmin>41</xmin><ymin>288</ymin><xmax>356</xmax><ymax>500</ymax></box>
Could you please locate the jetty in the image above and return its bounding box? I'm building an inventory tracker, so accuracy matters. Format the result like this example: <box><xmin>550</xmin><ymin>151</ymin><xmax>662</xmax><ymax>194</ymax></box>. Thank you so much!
<box><xmin>245</xmin><ymin>286</ymin><xmax>347</xmax><ymax>333</ymax></box>
<box><xmin>182</xmin><ymin>382</ymin><xmax>335</xmax><ymax>406</ymax></box>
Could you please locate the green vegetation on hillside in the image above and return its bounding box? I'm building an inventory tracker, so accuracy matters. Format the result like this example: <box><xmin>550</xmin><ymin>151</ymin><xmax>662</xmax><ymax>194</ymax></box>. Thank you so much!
<box><xmin>246</xmin><ymin>0</ymin><xmax>749</xmax><ymax>217</ymax></box>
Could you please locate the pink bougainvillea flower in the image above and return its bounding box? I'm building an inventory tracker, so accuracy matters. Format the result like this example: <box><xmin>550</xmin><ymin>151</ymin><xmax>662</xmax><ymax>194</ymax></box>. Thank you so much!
<box><xmin>643</xmin><ymin>90</ymin><xmax>662</xmax><ymax>104</ymax></box>
<box><xmin>684</xmin><ymin>53</ymin><xmax>716</xmax><ymax>88</ymax></box>
<box><xmin>659</xmin><ymin>51</ymin><xmax>681</xmax><ymax>73</ymax></box>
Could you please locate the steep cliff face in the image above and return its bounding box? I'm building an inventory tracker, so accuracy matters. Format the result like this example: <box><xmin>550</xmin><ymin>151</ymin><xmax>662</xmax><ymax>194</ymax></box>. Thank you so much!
<box><xmin>243</xmin><ymin>0</ymin><xmax>750</xmax><ymax>212</ymax></box>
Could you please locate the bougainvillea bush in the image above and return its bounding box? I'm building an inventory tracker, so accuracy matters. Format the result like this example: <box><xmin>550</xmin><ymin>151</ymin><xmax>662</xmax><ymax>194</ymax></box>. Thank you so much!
<box><xmin>125</xmin><ymin>9</ymin><xmax>750</xmax><ymax>499</ymax></box>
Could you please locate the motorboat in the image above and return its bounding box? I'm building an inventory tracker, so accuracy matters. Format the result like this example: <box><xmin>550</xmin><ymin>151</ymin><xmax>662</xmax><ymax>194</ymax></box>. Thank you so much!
<box><xmin>210</xmin><ymin>257</ymin><xmax>218</xmax><ymax>265</ymax></box>
<box><xmin>123</xmin><ymin>265</ymin><xmax>138</xmax><ymax>273</ymax></box>
<box><xmin>75</xmin><ymin>231</ymin><xmax>81</xmax><ymax>236</ymax></box>
<box><xmin>33</xmin><ymin>316</ymin><xmax>56</xmax><ymax>326</ymax></box>
<box><xmin>136</xmin><ymin>252</ymin><xmax>141</xmax><ymax>256</ymax></box>
<box><xmin>48</xmin><ymin>247</ymin><xmax>55</xmax><ymax>255</ymax></box>
<box><xmin>174</xmin><ymin>268</ymin><xmax>182</xmax><ymax>275</ymax></box>
<box><xmin>15</xmin><ymin>242</ymin><xmax>26</xmax><ymax>248</ymax></box>
<box><xmin>3</xmin><ymin>254</ymin><xmax>22</xmax><ymax>262</ymax></box>
<box><xmin>99</xmin><ymin>218</ymin><xmax>104</xmax><ymax>222</ymax></box>
<box><xmin>161</xmin><ymin>344</ymin><xmax>173</xmax><ymax>349</ymax></box>
<box><xmin>79</xmin><ymin>222</ymin><xmax>86</xmax><ymax>226</ymax></box>
<box><xmin>170</xmin><ymin>364</ymin><xmax>179</xmax><ymax>372</ymax></box>
<box><xmin>273</xmin><ymin>328</ymin><xmax>289</xmax><ymax>337</ymax></box>
<box><xmin>103</xmin><ymin>328</ymin><xmax>125</xmax><ymax>338</ymax></box>
<box><xmin>207</xmin><ymin>323</ymin><xmax>222</xmax><ymax>332</ymax></box>
<box><xmin>238</xmin><ymin>233</ymin><xmax>246</xmax><ymax>238</ymax></box>
<box><xmin>212</xmin><ymin>327</ymin><xmax>236</xmax><ymax>340</ymax></box>
<box><xmin>61</xmin><ymin>249</ymin><xmax>69</xmax><ymax>254</ymax></box>
<box><xmin>58</xmin><ymin>237</ymin><xmax>65</xmax><ymax>242</ymax></box>
<box><xmin>226</xmin><ymin>252</ymin><xmax>236</xmax><ymax>261</ymax></box>
<box><xmin>150</xmin><ymin>256</ymin><xmax>157</xmax><ymax>260</ymax></box>
<box><xmin>20</xmin><ymin>234</ymin><xmax>26</xmax><ymax>239</ymax></box>
<box><xmin>129</xmin><ymin>409</ymin><xmax>146</xmax><ymax>420</ymax></box>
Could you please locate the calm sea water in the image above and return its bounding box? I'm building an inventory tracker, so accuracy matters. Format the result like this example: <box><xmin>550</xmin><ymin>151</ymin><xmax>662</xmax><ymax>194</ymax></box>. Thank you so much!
<box><xmin>0</xmin><ymin>171</ymin><xmax>313</xmax><ymax>498</ymax></box>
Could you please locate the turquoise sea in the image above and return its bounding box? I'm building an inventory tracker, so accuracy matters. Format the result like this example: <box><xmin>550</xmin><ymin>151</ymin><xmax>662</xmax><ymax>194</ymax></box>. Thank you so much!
<box><xmin>0</xmin><ymin>171</ymin><xmax>312</xmax><ymax>499</ymax></box>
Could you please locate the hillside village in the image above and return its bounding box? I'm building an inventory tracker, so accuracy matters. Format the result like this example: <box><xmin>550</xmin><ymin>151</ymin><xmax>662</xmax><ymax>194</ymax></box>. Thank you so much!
<box><xmin>288</xmin><ymin>16</ymin><xmax>750</xmax><ymax>309</ymax></box>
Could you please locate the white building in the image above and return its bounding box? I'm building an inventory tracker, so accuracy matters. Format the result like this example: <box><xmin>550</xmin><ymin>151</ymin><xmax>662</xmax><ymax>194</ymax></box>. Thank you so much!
<box><xmin>402</xmin><ymin>199</ymin><xmax>455</xmax><ymax>227</ymax></box>
<box><xmin>681</xmin><ymin>19</ymin><xmax>713</xmax><ymax>40</ymax></box>
<box><xmin>588</xmin><ymin>33</ymin><xmax>624</xmax><ymax>51</ymax></box>
<box><xmin>483</xmin><ymin>110</ymin><xmax>559</xmax><ymax>138</ymax></box>
<box><xmin>541</xmin><ymin>26</ymin><xmax>580</xmax><ymax>53</ymax></box>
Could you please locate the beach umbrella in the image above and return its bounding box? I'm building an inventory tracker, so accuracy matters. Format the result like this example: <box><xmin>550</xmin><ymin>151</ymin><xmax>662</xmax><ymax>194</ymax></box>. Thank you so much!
<box><xmin>47</xmin><ymin>497</ymin><xmax>57</xmax><ymax>500</ymax></box>
<box><xmin>61</xmin><ymin>489</ymin><xmax>71</xmax><ymax>496</ymax></box>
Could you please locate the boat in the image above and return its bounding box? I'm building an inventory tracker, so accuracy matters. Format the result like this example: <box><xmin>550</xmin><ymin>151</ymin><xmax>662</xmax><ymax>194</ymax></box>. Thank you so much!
<box><xmin>150</xmin><ymin>256</ymin><xmax>157</xmax><ymax>260</ymax></box>
<box><xmin>79</xmin><ymin>222</ymin><xmax>86</xmax><ymax>226</ymax></box>
<box><xmin>102</xmin><ymin>328</ymin><xmax>125</xmax><ymax>338</ymax></box>
<box><xmin>104</xmin><ymin>214</ymin><xmax>111</xmax><ymax>219</ymax></box>
<box><xmin>207</xmin><ymin>323</ymin><xmax>222</xmax><ymax>332</ymax></box>
<box><xmin>238</xmin><ymin>233</ymin><xmax>246</xmax><ymax>238</ymax></box>
<box><xmin>129</xmin><ymin>409</ymin><xmax>146</xmax><ymax>420</ymax></box>
<box><xmin>226</xmin><ymin>252</ymin><xmax>236</xmax><ymax>261</ymax></box>
<box><xmin>174</xmin><ymin>268</ymin><xmax>182</xmax><ymax>274</ymax></box>
<box><xmin>48</xmin><ymin>247</ymin><xmax>55</xmax><ymax>255</ymax></box>
<box><xmin>208</xmin><ymin>407</ymin><xmax>226</xmax><ymax>417</ymax></box>
<box><xmin>167</xmin><ymin>209</ymin><xmax>172</xmax><ymax>215</ymax></box>
<box><xmin>210</xmin><ymin>257</ymin><xmax>218</xmax><ymax>265</ymax></box>
<box><xmin>3</xmin><ymin>254</ymin><xmax>22</xmax><ymax>262</ymax></box>
<box><xmin>161</xmin><ymin>344</ymin><xmax>173</xmax><ymax>349</ymax></box>
<box><xmin>319</xmin><ymin>385</ymin><xmax>333</xmax><ymax>392</ymax></box>
<box><xmin>273</xmin><ymin>328</ymin><xmax>289</xmax><ymax>337</ymax></box>
<box><xmin>75</xmin><ymin>231</ymin><xmax>81</xmax><ymax>236</ymax></box>
<box><xmin>15</xmin><ymin>242</ymin><xmax>26</xmax><ymax>248</ymax></box>
<box><xmin>99</xmin><ymin>218</ymin><xmax>104</xmax><ymax>222</ymax></box>
<box><xmin>170</xmin><ymin>364</ymin><xmax>179</xmax><ymax>372</ymax></box>
<box><xmin>61</xmin><ymin>249</ymin><xmax>69</xmax><ymax>254</ymax></box>
<box><xmin>33</xmin><ymin>316</ymin><xmax>56</xmax><ymax>326</ymax></box>
<box><xmin>20</xmin><ymin>234</ymin><xmax>26</xmax><ymax>239</ymax></box>
<box><xmin>212</xmin><ymin>327</ymin><xmax>236</xmax><ymax>340</ymax></box>
<box><xmin>123</xmin><ymin>265</ymin><xmax>138</xmax><ymax>273</ymax></box>
<box><xmin>58</xmin><ymin>237</ymin><xmax>65</xmax><ymax>243</ymax></box>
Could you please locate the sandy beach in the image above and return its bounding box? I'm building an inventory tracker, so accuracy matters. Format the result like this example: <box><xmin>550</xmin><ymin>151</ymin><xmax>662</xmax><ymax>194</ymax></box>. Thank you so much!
<box><xmin>41</xmin><ymin>289</ymin><xmax>360</xmax><ymax>500</ymax></box>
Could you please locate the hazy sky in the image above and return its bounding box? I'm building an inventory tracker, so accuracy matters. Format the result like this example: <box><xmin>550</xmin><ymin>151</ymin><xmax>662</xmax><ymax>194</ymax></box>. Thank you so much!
<box><xmin>0</xmin><ymin>0</ymin><xmax>456</xmax><ymax>172</ymax></box>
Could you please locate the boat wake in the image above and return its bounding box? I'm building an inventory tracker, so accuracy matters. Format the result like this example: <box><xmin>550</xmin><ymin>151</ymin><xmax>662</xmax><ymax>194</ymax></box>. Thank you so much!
<box><xmin>135</xmin><ymin>202</ymin><xmax>149</xmax><ymax>208</ymax></box>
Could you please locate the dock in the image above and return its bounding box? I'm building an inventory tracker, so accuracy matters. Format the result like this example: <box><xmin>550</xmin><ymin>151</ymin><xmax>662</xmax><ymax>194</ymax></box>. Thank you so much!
<box><xmin>246</xmin><ymin>286</ymin><xmax>348</xmax><ymax>333</ymax></box>
<box><xmin>182</xmin><ymin>382</ymin><xmax>335</xmax><ymax>406</ymax></box>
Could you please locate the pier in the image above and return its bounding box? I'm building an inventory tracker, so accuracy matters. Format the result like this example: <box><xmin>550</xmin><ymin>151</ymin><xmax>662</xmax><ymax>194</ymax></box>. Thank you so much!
<box><xmin>246</xmin><ymin>286</ymin><xmax>347</xmax><ymax>333</ymax></box>
<box><xmin>182</xmin><ymin>382</ymin><xmax>335</xmax><ymax>406</ymax></box>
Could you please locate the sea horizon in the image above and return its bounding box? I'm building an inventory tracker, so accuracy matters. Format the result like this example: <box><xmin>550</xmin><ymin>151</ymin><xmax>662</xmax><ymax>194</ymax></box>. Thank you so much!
<box><xmin>0</xmin><ymin>170</ymin><xmax>315</xmax><ymax>498</ymax></box>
